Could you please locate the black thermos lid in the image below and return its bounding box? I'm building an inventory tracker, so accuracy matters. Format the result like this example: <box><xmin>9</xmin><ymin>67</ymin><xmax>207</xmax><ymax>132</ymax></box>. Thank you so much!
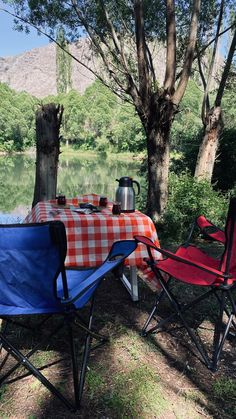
<box><xmin>116</xmin><ymin>176</ymin><xmax>132</xmax><ymax>187</ymax></box>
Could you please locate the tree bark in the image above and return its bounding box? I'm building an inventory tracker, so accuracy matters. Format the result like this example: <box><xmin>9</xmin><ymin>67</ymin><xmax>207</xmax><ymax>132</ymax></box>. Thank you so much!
<box><xmin>32</xmin><ymin>103</ymin><xmax>63</xmax><ymax>207</ymax></box>
<box><xmin>195</xmin><ymin>27</ymin><xmax>236</xmax><ymax>181</ymax></box>
<box><xmin>144</xmin><ymin>95</ymin><xmax>175</xmax><ymax>220</ymax></box>
<box><xmin>194</xmin><ymin>106</ymin><xmax>223</xmax><ymax>181</ymax></box>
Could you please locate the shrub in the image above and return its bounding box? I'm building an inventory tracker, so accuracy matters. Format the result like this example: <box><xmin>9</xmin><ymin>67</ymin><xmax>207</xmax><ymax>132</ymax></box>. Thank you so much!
<box><xmin>157</xmin><ymin>172</ymin><xmax>228</xmax><ymax>242</ymax></box>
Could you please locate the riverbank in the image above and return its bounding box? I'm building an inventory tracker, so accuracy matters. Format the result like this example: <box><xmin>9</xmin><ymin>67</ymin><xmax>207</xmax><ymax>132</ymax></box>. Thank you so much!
<box><xmin>59</xmin><ymin>147</ymin><xmax>145</xmax><ymax>162</ymax></box>
<box><xmin>0</xmin><ymin>147</ymin><xmax>145</xmax><ymax>163</ymax></box>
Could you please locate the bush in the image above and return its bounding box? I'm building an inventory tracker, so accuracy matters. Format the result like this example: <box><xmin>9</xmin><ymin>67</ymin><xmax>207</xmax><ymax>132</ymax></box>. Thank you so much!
<box><xmin>157</xmin><ymin>172</ymin><xmax>228</xmax><ymax>242</ymax></box>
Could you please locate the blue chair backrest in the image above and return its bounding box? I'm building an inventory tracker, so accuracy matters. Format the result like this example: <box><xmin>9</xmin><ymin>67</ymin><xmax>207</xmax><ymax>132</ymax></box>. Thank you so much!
<box><xmin>0</xmin><ymin>221</ymin><xmax>67</xmax><ymax>315</ymax></box>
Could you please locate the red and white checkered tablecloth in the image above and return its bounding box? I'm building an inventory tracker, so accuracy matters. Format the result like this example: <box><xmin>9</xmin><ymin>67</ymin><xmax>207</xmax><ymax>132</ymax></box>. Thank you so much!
<box><xmin>24</xmin><ymin>194</ymin><xmax>161</xmax><ymax>289</ymax></box>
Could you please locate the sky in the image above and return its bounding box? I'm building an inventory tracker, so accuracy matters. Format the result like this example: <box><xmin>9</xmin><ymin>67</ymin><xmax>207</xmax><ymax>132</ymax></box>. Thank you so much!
<box><xmin>0</xmin><ymin>3</ymin><xmax>49</xmax><ymax>57</ymax></box>
<box><xmin>0</xmin><ymin>2</ymin><xmax>230</xmax><ymax>59</ymax></box>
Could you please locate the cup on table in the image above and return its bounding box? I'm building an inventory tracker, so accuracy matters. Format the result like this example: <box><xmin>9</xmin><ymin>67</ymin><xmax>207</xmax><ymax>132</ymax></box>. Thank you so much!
<box><xmin>112</xmin><ymin>201</ymin><xmax>121</xmax><ymax>215</ymax></box>
<box><xmin>99</xmin><ymin>196</ymin><xmax>108</xmax><ymax>207</ymax></box>
<box><xmin>57</xmin><ymin>195</ymin><xmax>66</xmax><ymax>206</ymax></box>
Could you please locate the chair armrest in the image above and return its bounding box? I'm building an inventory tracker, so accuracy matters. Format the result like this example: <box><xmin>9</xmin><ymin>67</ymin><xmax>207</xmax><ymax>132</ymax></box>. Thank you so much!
<box><xmin>61</xmin><ymin>259</ymin><xmax>125</xmax><ymax>306</ymax></box>
<box><xmin>155</xmin><ymin>246</ymin><xmax>230</xmax><ymax>279</ymax></box>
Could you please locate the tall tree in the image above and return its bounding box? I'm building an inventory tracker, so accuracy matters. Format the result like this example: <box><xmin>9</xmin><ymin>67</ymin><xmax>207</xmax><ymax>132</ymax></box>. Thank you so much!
<box><xmin>3</xmin><ymin>0</ymin><xmax>203</xmax><ymax>219</ymax></box>
<box><xmin>56</xmin><ymin>26</ymin><xmax>72</xmax><ymax>94</ymax></box>
<box><xmin>194</xmin><ymin>2</ymin><xmax>236</xmax><ymax>181</ymax></box>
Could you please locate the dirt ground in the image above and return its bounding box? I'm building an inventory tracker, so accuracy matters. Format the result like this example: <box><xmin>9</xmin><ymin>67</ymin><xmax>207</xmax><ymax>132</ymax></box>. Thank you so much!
<box><xmin>1</xmin><ymin>259</ymin><xmax>236</xmax><ymax>418</ymax></box>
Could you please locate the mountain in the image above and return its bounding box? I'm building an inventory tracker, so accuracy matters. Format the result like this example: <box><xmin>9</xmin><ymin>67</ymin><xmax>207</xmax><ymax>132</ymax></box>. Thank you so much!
<box><xmin>0</xmin><ymin>39</ymin><xmax>96</xmax><ymax>98</ymax></box>
<box><xmin>0</xmin><ymin>38</ymin><xmax>222</xmax><ymax>99</ymax></box>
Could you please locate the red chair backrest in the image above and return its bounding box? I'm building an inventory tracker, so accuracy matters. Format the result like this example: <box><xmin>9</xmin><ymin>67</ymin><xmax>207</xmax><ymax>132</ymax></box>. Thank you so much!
<box><xmin>196</xmin><ymin>215</ymin><xmax>226</xmax><ymax>243</ymax></box>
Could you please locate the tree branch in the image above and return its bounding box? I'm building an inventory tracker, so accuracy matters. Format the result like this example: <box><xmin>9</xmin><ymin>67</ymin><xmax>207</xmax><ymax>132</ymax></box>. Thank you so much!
<box><xmin>196</xmin><ymin>21</ymin><xmax>236</xmax><ymax>59</ymax></box>
<box><xmin>70</xmin><ymin>0</ymin><xmax>140</xmax><ymax>104</ymax></box>
<box><xmin>0</xmin><ymin>7</ymin><xmax>100</xmax><ymax>81</ymax></box>
<box><xmin>146</xmin><ymin>42</ymin><xmax>156</xmax><ymax>84</ymax></box>
<box><xmin>201</xmin><ymin>0</ymin><xmax>224</xmax><ymax>121</ymax></box>
<box><xmin>134</xmin><ymin>0</ymin><xmax>151</xmax><ymax>105</ymax></box>
<box><xmin>176</xmin><ymin>21</ymin><xmax>236</xmax><ymax>82</ymax></box>
<box><xmin>97</xmin><ymin>0</ymin><xmax>140</xmax><ymax>102</ymax></box>
<box><xmin>164</xmin><ymin>0</ymin><xmax>176</xmax><ymax>93</ymax></box>
<box><xmin>215</xmin><ymin>27</ymin><xmax>236</xmax><ymax>106</ymax></box>
<box><xmin>196</xmin><ymin>48</ymin><xmax>209</xmax><ymax>124</ymax></box>
<box><xmin>173</xmin><ymin>0</ymin><xmax>201</xmax><ymax>105</ymax></box>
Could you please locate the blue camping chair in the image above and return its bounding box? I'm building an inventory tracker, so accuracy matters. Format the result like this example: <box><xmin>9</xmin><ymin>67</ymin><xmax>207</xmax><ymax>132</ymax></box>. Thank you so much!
<box><xmin>0</xmin><ymin>221</ymin><xmax>137</xmax><ymax>411</ymax></box>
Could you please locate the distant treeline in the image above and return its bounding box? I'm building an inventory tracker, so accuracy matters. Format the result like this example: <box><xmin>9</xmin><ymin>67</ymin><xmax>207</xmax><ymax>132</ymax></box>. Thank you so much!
<box><xmin>0</xmin><ymin>80</ymin><xmax>145</xmax><ymax>154</ymax></box>
<box><xmin>0</xmin><ymin>79</ymin><xmax>235</xmax><ymax>190</ymax></box>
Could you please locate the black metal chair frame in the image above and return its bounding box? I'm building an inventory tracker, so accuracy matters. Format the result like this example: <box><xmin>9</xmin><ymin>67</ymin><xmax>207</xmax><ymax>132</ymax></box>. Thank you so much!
<box><xmin>0</xmin><ymin>222</ymin><xmax>137</xmax><ymax>412</ymax></box>
<box><xmin>0</xmin><ymin>294</ymin><xmax>107</xmax><ymax>412</ymax></box>
<box><xmin>136</xmin><ymin>230</ymin><xmax>236</xmax><ymax>371</ymax></box>
<box><xmin>142</xmin><ymin>260</ymin><xmax>236</xmax><ymax>371</ymax></box>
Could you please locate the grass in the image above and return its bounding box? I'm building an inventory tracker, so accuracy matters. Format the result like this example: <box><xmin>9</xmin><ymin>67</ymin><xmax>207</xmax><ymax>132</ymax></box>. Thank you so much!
<box><xmin>0</xmin><ymin>241</ymin><xmax>236</xmax><ymax>418</ymax></box>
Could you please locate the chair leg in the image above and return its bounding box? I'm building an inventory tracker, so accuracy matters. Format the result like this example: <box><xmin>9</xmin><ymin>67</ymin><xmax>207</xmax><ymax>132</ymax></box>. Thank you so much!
<box><xmin>0</xmin><ymin>332</ymin><xmax>75</xmax><ymax>411</ymax></box>
<box><xmin>146</xmin><ymin>270</ymin><xmax>212</xmax><ymax>368</ymax></box>
<box><xmin>212</xmin><ymin>290</ymin><xmax>227</xmax><ymax>371</ymax></box>
<box><xmin>213</xmin><ymin>288</ymin><xmax>236</xmax><ymax>332</ymax></box>
<box><xmin>0</xmin><ymin>319</ymin><xmax>8</xmax><ymax>353</ymax></box>
<box><xmin>78</xmin><ymin>296</ymin><xmax>96</xmax><ymax>405</ymax></box>
<box><xmin>141</xmin><ymin>279</ymin><xmax>171</xmax><ymax>336</ymax></box>
<box><xmin>212</xmin><ymin>289</ymin><xmax>236</xmax><ymax>371</ymax></box>
<box><xmin>67</xmin><ymin>320</ymin><xmax>80</xmax><ymax>409</ymax></box>
<box><xmin>227</xmin><ymin>289</ymin><xmax>236</xmax><ymax>332</ymax></box>
<box><xmin>0</xmin><ymin>321</ymin><xmax>64</xmax><ymax>385</ymax></box>
<box><xmin>74</xmin><ymin>313</ymin><xmax>108</xmax><ymax>341</ymax></box>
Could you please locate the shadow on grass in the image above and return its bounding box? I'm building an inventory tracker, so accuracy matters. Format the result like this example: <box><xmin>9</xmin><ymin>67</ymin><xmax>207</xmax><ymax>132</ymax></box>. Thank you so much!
<box><xmin>1</xmin><ymin>271</ymin><xmax>236</xmax><ymax>418</ymax></box>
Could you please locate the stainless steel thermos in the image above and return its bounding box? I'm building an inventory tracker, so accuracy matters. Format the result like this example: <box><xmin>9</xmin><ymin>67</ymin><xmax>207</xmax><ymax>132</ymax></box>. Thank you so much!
<box><xmin>115</xmin><ymin>176</ymin><xmax>140</xmax><ymax>212</ymax></box>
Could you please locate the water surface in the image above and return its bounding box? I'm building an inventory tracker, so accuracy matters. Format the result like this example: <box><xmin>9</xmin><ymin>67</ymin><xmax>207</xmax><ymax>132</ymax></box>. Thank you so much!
<box><xmin>0</xmin><ymin>153</ymin><xmax>141</xmax><ymax>220</ymax></box>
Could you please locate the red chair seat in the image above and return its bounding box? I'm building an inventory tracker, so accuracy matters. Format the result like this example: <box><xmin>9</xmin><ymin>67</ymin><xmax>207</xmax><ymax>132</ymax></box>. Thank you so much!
<box><xmin>156</xmin><ymin>245</ymin><xmax>222</xmax><ymax>286</ymax></box>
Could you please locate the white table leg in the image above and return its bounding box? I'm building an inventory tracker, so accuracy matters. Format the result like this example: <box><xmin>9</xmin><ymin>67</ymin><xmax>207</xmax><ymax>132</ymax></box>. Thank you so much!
<box><xmin>120</xmin><ymin>266</ymin><xmax>139</xmax><ymax>302</ymax></box>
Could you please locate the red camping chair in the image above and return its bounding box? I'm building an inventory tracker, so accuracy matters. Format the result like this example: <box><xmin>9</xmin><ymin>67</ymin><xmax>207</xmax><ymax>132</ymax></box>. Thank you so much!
<box><xmin>135</xmin><ymin>197</ymin><xmax>236</xmax><ymax>371</ymax></box>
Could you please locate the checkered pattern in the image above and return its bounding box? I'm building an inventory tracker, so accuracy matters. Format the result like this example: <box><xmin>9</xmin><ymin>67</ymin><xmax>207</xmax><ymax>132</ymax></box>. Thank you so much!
<box><xmin>24</xmin><ymin>194</ymin><xmax>161</xmax><ymax>289</ymax></box>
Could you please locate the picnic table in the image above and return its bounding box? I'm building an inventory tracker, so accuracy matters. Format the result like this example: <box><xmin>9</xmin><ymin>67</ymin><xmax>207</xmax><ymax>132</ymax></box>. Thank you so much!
<box><xmin>24</xmin><ymin>194</ymin><xmax>160</xmax><ymax>300</ymax></box>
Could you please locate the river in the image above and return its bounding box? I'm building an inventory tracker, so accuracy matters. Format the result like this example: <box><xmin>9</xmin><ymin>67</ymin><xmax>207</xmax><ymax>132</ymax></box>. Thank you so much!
<box><xmin>0</xmin><ymin>152</ymin><xmax>141</xmax><ymax>221</ymax></box>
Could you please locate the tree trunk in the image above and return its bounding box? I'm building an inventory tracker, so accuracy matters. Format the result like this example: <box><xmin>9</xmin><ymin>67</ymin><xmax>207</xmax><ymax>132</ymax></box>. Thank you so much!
<box><xmin>146</xmin><ymin>128</ymin><xmax>170</xmax><ymax>221</ymax></box>
<box><xmin>32</xmin><ymin>103</ymin><xmax>63</xmax><ymax>207</ymax></box>
<box><xmin>194</xmin><ymin>106</ymin><xmax>223</xmax><ymax>181</ymax></box>
<box><xmin>145</xmin><ymin>97</ymin><xmax>174</xmax><ymax>220</ymax></box>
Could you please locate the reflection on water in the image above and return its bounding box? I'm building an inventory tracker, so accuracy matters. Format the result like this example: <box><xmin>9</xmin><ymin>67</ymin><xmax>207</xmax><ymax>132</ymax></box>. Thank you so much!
<box><xmin>0</xmin><ymin>153</ymin><xmax>141</xmax><ymax>218</ymax></box>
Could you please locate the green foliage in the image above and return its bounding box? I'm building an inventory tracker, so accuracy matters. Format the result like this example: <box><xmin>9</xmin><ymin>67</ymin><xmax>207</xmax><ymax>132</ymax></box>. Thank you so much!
<box><xmin>0</xmin><ymin>83</ymin><xmax>36</xmax><ymax>151</ymax></box>
<box><xmin>158</xmin><ymin>172</ymin><xmax>228</xmax><ymax>242</ymax></box>
<box><xmin>56</xmin><ymin>26</ymin><xmax>72</xmax><ymax>94</ymax></box>
<box><xmin>109</xmin><ymin>104</ymin><xmax>145</xmax><ymax>153</ymax></box>
<box><xmin>44</xmin><ymin>80</ymin><xmax>145</xmax><ymax>153</ymax></box>
<box><xmin>170</xmin><ymin>80</ymin><xmax>203</xmax><ymax>173</ymax></box>
<box><xmin>0</xmin><ymin>79</ymin><xmax>145</xmax><ymax>153</ymax></box>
